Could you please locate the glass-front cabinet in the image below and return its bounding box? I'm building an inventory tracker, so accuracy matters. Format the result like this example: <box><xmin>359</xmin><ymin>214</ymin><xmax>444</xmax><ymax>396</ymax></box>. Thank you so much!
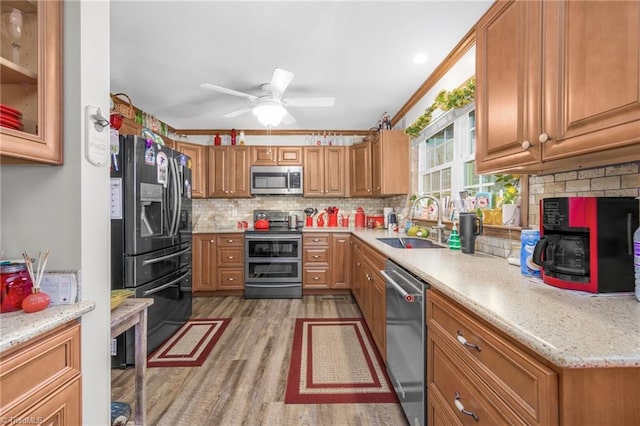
<box><xmin>0</xmin><ymin>0</ymin><xmax>62</xmax><ymax>164</ymax></box>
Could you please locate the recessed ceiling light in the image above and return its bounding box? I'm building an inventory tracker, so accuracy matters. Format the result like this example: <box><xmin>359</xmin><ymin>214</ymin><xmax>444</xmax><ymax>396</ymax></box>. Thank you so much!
<box><xmin>413</xmin><ymin>53</ymin><xmax>428</xmax><ymax>64</ymax></box>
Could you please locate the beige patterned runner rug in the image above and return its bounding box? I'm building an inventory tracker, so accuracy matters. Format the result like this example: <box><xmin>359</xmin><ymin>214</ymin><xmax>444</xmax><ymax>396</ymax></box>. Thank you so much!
<box><xmin>285</xmin><ymin>318</ymin><xmax>397</xmax><ymax>404</ymax></box>
<box><xmin>147</xmin><ymin>318</ymin><xmax>230</xmax><ymax>367</ymax></box>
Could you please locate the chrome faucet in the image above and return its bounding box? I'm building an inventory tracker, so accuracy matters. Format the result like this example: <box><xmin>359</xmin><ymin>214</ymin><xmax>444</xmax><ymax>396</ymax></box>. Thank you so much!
<box><xmin>408</xmin><ymin>194</ymin><xmax>446</xmax><ymax>244</ymax></box>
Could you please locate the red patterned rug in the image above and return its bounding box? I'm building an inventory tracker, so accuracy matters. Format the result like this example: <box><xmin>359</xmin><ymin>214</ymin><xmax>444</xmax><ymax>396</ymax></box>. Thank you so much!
<box><xmin>285</xmin><ymin>318</ymin><xmax>397</xmax><ymax>404</ymax></box>
<box><xmin>147</xmin><ymin>318</ymin><xmax>230</xmax><ymax>367</ymax></box>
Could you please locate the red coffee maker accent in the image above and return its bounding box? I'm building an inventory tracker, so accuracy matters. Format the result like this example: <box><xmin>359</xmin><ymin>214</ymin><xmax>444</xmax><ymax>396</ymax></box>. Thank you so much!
<box><xmin>532</xmin><ymin>197</ymin><xmax>639</xmax><ymax>293</ymax></box>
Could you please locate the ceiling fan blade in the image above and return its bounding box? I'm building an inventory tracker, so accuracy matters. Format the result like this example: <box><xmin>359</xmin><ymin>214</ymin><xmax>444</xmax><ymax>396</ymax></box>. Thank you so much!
<box><xmin>283</xmin><ymin>97</ymin><xmax>335</xmax><ymax>107</ymax></box>
<box><xmin>282</xmin><ymin>111</ymin><xmax>296</xmax><ymax>125</ymax></box>
<box><xmin>223</xmin><ymin>107</ymin><xmax>252</xmax><ymax>118</ymax></box>
<box><xmin>200</xmin><ymin>83</ymin><xmax>258</xmax><ymax>101</ymax></box>
<box><xmin>270</xmin><ymin>68</ymin><xmax>295</xmax><ymax>96</ymax></box>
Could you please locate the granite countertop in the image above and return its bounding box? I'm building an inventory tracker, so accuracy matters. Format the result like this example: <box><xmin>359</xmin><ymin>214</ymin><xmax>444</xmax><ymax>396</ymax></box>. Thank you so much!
<box><xmin>0</xmin><ymin>300</ymin><xmax>96</xmax><ymax>352</ymax></box>
<box><xmin>352</xmin><ymin>229</ymin><xmax>640</xmax><ymax>369</ymax></box>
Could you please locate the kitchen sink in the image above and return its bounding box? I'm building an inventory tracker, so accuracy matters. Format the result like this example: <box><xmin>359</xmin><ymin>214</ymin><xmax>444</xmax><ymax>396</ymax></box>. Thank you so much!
<box><xmin>376</xmin><ymin>237</ymin><xmax>445</xmax><ymax>249</ymax></box>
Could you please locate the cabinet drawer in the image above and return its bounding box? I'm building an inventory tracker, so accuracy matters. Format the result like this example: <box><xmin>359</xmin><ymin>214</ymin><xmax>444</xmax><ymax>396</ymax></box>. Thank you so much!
<box><xmin>303</xmin><ymin>248</ymin><xmax>329</xmax><ymax>264</ymax></box>
<box><xmin>362</xmin><ymin>244</ymin><xmax>386</xmax><ymax>271</ymax></box>
<box><xmin>217</xmin><ymin>247</ymin><xmax>244</xmax><ymax>267</ymax></box>
<box><xmin>217</xmin><ymin>268</ymin><xmax>243</xmax><ymax>290</ymax></box>
<box><xmin>303</xmin><ymin>234</ymin><xmax>329</xmax><ymax>246</ymax></box>
<box><xmin>303</xmin><ymin>267</ymin><xmax>330</xmax><ymax>287</ymax></box>
<box><xmin>428</xmin><ymin>290</ymin><xmax>558</xmax><ymax>425</ymax></box>
<box><xmin>430</xmin><ymin>332</ymin><xmax>515</xmax><ymax>426</ymax></box>
<box><xmin>0</xmin><ymin>322</ymin><xmax>81</xmax><ymax>414</ymax></box>
<box><xmin>216</xmin><ymin>234</ymin><xmax>244</xmax><ymax>247</ymax></box>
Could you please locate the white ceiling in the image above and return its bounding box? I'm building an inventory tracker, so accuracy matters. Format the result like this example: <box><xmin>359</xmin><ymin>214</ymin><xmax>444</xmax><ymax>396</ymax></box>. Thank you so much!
<box><xmin>110</xmin><ymin>1</ymin><xmax>493</xmax><ymax>132</ymax></box>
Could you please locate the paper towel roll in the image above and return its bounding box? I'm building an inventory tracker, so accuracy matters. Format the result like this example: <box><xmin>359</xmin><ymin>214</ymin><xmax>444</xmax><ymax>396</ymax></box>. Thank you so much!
<box><xmin>383</xmin><ymin>207</ymin><xmax>393</xmax><ymax>228</ymax></box>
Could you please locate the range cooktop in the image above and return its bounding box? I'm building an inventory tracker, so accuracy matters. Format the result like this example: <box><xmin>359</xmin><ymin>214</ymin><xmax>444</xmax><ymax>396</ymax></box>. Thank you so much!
<box><xmin>245</xmin><ymin>210</ymin><xmax>305</xmax><ymax>235</ymax></box>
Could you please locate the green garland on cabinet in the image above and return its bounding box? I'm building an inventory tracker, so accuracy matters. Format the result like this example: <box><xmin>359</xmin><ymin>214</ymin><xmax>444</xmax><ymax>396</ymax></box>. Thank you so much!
<box><xmin>404</xmin><ymin>77</ymin><xmax>476</xmax><ymax>139</ymax></box>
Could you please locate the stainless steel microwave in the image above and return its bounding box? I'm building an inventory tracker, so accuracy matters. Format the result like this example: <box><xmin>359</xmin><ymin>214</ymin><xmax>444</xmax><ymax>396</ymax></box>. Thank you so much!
<box><xmin>250</xmin><ymin>165</ymin><xmax>303</xmax><ymax>195</ymax></box>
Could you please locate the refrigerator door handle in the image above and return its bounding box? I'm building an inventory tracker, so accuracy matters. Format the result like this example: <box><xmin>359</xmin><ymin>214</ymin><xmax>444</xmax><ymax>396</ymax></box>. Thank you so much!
<box><xmin>174</xmin><ymin>158</ymin><xmax>183</xmax><ymax>236</ymax></box>
<box><xmin>168</xmin><ymin>157</ymin><xmax>180</xmax><ymax>237</ymax></box>
<box><xmin>142</xmin><ymin>271</ymin><xmax>190</xmax><ymax>296</ymax></box>
<box><xmin>142</xmin><ymin>247</ymin><xmax>191</xmax><ymax>265</ymax></box>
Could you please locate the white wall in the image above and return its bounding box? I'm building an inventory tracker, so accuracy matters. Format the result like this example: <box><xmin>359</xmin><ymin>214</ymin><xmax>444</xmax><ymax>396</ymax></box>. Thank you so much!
<box><xmin>0</xmin><ymin>1</ymin><xmax>111</xmax><ymax>424</ymax></box>
<box><xmin>399</xmin><ymin>46</ymin><xmax>476</xmax><ymax>130</ymax></box>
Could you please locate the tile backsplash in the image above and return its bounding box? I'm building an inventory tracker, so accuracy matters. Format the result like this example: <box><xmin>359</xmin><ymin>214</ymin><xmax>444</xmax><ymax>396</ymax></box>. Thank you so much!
<box><xmin>528</xmin><ymin>161</ymin><xmax>640</xmax><ymax>227</ymax></box>
<box><xmin>193</xmin><ymin>197</ymin><xmax>403</xmax><ymax>229</ymax></box>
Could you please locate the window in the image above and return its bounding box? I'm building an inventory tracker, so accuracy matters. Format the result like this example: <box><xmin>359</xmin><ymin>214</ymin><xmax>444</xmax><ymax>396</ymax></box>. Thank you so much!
<box><xmin>416</xmin><ymin>104</ymin><xmax>512</xmax><ymax>222</ymax></box>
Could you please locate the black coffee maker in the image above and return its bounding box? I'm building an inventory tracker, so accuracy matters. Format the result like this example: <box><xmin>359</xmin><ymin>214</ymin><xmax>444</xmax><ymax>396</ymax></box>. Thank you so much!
<box><xmin>532</xmin><ymin>197</ymin><xmax>639</xmax><ymax>293</ymax></box>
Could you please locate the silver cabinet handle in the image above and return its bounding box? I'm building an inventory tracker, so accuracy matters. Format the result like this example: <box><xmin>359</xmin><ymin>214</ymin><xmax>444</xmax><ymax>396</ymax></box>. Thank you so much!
<box><xmin>454</xmin><ymin>392</ymin><xmax>479</xmax><ymax>421</ymax></box>
<box><xmin>457</xmin><ymin>331</ymin><xmax>481</xmax><ymax>352</ymax></box>
<box><xmin>521</xmin><ymin>140</ymin><xmax>532</xmax><ymax>150</ymax></box>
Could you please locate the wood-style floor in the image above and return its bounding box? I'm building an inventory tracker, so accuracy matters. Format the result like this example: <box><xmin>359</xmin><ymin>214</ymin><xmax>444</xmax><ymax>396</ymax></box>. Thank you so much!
<box><xmin>111</xmin><ymin>295</ymin><xmax>409</xmax><ymax>426</ymax></box>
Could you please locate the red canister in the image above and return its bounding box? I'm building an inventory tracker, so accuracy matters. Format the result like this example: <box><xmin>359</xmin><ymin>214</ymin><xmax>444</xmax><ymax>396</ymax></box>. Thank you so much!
<box><xmin>355</xmin><ymin>207</ymin><xmax>366</xmax><ymax>228</ymax></box>
<box><xmin>1</xmin><ymin>263</ymin><xmax>33</xmax><ymax>313</ymax></box>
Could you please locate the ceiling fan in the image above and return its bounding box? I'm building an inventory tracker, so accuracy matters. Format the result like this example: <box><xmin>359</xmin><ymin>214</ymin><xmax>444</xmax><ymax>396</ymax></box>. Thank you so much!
<box><xmin>200</xmin><ymin>68</ymin><xmax>335</xmax><ymax>127</ymax></box>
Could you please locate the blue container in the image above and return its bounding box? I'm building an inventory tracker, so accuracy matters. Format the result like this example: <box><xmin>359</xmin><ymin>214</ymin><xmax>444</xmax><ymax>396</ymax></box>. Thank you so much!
<box><xmin>520</xmin><ymin>229</ymin><xmax>541</xmax><ymax>277</ymax></box>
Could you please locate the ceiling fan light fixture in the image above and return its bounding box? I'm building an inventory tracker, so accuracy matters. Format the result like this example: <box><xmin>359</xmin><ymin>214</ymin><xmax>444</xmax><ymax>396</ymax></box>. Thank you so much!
<box><xmin>252</xmin><ymin>100</ymin><xmax>287</xmax><ymax>127</ymax></box>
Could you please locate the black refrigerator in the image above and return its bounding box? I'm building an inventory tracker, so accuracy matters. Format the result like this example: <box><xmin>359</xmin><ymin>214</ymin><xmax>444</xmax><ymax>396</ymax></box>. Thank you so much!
<box><xmin>110</xmin><ymin>134</ymin><xmax>193</xmax><ymax>367</ymax></box>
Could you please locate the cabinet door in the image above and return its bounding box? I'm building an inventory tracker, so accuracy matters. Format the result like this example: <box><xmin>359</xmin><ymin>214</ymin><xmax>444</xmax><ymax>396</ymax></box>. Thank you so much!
<box><xmin>350</xmin><ymin>239</ymin><xmax>364</xmax><ymax>305</ymax></box>
<box><xmin>475</xmin><ymin>0</ymin><xmax>543</xmax><ymax>174</ymax></box>
<box><xmin>192</xmin><ymin>234</ymin><xmax>216</xmax><ymax>291</ymax></box>
<box><xmin>372</xmin><ymin>136</ymin><xmax>382</xmax><ymax>196</ymax></box>
<box><xmin>324</xmin><ymin>147</ymin><xmax>346</xmax><ymax>197</ymax></box>
<box><xmin>229</xmin><ymin>146</ymin><xmax>250</xmax><ymax>197</ymax></box>
<box><xmin>278</xmin><ymin>146</ymin><xmax>303</xmax><ymax>165</ymax></box>
<box><xmin>250</xmin><ymin>146</ymin><xmax>277</xmax><ymax>165</ymax></box>
<box><xmin>542</xmin><ymin>1</ymin><xmax>640</xmax><ymax>162</ymax></box>
<box><xmin>350</xmin><ymin>142</ymin><xmax>372</xmax><ymax>196</ymax></box>
<box><xmin>331</xmin><ymin>234</ymin><xmax>351</xmax><ymax>289</ymax></box>
<box><xmin>176</xmin><ymin>142</ymin><xmax>207</xmax><ymax>198</ymax></box>
<box><xmin>303</xmin><ymin>146</ymin><xmax>325</xmax><ymax>196</ymax></box>
<box><xmin>370</xmin><ymin>272</ymin><xmax>386</xmax><ymax>359</ymax></box>
<box><xmin>0</xmin><ymin>0</ymin><xmax>63</xmax><ymax>164</ymax></box>
<box><xmin>207</xmin><ymin>147</ymin><xmax>229</xmax><ymax>197</ymax></box>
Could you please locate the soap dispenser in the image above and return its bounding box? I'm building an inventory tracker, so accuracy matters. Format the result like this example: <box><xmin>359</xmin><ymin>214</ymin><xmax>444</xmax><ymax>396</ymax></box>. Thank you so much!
<box><xmin>448</xmin><ymin>222</ymin><xmax>461</xmax><ymax>250</ymax></box>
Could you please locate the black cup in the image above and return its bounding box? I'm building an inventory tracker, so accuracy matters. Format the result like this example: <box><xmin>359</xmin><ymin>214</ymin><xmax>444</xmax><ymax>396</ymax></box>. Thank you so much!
<box><xmin>459</xmin><ymin>212</ymin><xmax>483</xmax><ymax>254</ymax></box>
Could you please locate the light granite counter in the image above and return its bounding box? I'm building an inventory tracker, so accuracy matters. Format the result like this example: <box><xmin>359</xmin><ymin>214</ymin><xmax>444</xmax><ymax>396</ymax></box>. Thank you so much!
<box><xmin>351</xmin><ymin>228</ymin><xmax>640</xmax><ymax>369</ymax></box>
<box><xmin>0</xmin><ymin>300</ymin><xmax>96</xmax><ymax>352</ymax></box>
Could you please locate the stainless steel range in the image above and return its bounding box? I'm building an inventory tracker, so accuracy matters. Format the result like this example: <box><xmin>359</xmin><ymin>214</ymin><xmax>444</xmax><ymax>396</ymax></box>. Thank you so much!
<box><xmin>244</xmin><ymin>210</ymin><xmax>303</xmax><ymax>298</ymax></box>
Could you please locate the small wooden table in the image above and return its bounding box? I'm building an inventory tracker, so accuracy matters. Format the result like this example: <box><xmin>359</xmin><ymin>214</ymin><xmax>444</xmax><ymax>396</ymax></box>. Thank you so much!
<box><xmin>110</xmin><ymin>298</ymin><xmax>154</xmax><ymax>426</ymax></box>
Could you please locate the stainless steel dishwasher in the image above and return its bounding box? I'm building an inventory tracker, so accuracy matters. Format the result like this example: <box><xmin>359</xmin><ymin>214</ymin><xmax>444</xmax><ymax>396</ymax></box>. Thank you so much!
<box><xmin>381</xmin><ymin>259</ymin><xmax>428</xmax><ymax>426</ymax></box>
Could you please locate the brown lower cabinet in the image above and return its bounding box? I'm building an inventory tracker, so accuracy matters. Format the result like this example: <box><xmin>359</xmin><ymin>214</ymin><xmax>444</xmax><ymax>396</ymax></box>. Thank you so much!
<box><xmin>193</xmin><ymin>233</ymin><xmax>244</xmax><ymax>293</ymax></box>
<box><xmin>427</xmin><ymin>288</ymin><xmax>640</xmax><ymax>425</ymax></box>
<box><xmin>350</xmin><ymin>236</ymin><xmax>386</xmax><ymax>360</ymax></box>
<box><xmin>0</xmin><ymin>322</ymin><xmax>82</xmax><ymax>424</ymax></box>
<box><xmin>302</xmin><ymin>233</ymin><xmax>351</xmax><ymax>291</ymax></box>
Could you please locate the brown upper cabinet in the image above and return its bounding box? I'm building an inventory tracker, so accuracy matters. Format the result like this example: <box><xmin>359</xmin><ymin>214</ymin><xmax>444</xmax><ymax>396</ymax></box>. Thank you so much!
<box><xmin>303</xmin><ymin>146</ymin><xmax>348</xmax><ymax>197</ymax></box>
<box><xmin>175</xmin><ymin>141</ymin><xmax>207</xmax><ymax>198</ymax></box>
<box><xmin>350</xmin><ymin>130</ymin><xmax>409</xmax><ymax>197</ymax></box>
<box><xmin>207</xmin><ymin>146</ymin><xmax>250</xmax><ymax>198</ymax></box>
<box><xmin>250</xmin><ymin>146</ymin><xmax>303</xmax><ymax>166</ymax></box>
<box><xmin>476</xmin><ymin>0</ymin><xmax>640</xmax><ymax>174</ymax></box>
<box><xmin>0</xmin><ymin>0</ymin><xmax>63</xmax><ymax>164</ymax></box>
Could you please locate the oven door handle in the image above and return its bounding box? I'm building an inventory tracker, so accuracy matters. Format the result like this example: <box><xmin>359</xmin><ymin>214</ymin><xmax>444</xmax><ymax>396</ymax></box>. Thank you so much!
<box><xmin>143</xmin><ymin>271</ymin><xmax>190</xmax><ymax>296</ymax></box>
<box><xmin>142</xmin><ymin>247</ymin><xmax>191</xmax><ymax>265</ymax></box>
<box><xmin>380</xmin><ymin>270</ymin><xmax>422</xmax><ymax>302</ymax></box>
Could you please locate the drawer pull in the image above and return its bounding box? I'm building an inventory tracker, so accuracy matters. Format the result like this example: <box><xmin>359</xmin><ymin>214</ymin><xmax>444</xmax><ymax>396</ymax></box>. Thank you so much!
<box><xmin>227</xmin><ymin>278</ymin><xmax>235</xmax><ymax>281</ymax></box>
<box><xmin>457</xmin><ymin>331</ymin><xmax>481</xmax><ymax>352</ymax></box>
<box><xmin>227</xmin><ymin>239</ymin><xmax>234</xmax><ymax>243</ymax></box>
<box><xmin>312</xmin><ymin>255</ymin><xmax>320</xmax><ymax>259</ymax></box>
<box><xmin>227</xmin><ymin>256</ymin><xmax>234</xmax><ymax>259</ymax></box>
<box><xmin>313</xmin><ymin>238</ymin><xmax>321</xmax><ymax>242</ymax></box>
<box><xmin>313</xmin><ymin>276</ymin><xmax>320</xmax><ymax>280</ymax></box>
<box><xmin>454</xmin><ymin>392</ymin><xmax>479</xmax><ymax>421</ymax></box>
